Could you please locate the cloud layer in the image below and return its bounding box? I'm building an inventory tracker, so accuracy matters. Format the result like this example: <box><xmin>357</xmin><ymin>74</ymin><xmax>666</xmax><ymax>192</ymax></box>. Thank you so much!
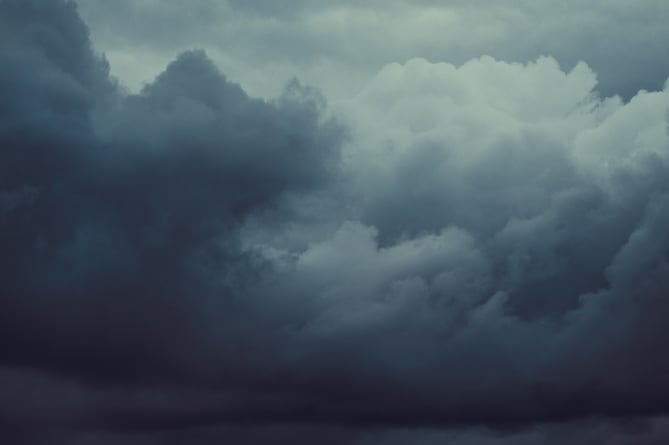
<box><xmin>74</xmin><ymin>0</ymin><xmax>669</xmax><ymax>99</ymax></box>
<box><xmin>2</xmin><ymin>0</ymin><xmax>669</xmax><ymax>444</ymax></box>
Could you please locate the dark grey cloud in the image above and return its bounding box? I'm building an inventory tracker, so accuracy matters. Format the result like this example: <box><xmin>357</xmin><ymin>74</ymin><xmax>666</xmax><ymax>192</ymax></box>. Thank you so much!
<box><xmin>0</xmin><ymin>0</ymin><xmax>340</xmax><ymax>382</ymax></box>
<box><xmin>2</xmin><ymin>1</ymin><xmax>669</xmax><ymax>444</ymax></box>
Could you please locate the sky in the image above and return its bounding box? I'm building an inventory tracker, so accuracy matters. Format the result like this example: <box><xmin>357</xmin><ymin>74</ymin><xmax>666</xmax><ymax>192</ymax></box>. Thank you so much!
<box><xmin>1</xmin><ymin>0</ymin><xmax>669</xmax><ymax>443</ymax></box>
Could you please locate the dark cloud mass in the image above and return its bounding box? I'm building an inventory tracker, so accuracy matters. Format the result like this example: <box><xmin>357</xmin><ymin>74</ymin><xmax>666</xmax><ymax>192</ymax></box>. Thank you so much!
<box><xmin>2</xmin><ymin>0</ymin><xmax>669</xmax><ymax>444</ymax></box>
<box><xmin>0</xmin><ymin>0</ymin><xmax>340</xmax><ymax>381</ymax></box>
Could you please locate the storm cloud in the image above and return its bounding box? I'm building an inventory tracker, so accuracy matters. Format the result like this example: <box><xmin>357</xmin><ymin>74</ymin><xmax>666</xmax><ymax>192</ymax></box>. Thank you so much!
<box><xmin>2</xmin><ymin>0</ymin><xmax>669</xmax><ymax>444</ymax></box>
<box><xmin>0</xmin><ymin>0</ymin><xmax>341</xmax><ymax>380</ymax></box>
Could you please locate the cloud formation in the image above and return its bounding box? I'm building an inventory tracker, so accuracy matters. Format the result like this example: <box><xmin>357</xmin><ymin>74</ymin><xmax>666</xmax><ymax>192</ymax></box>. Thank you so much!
<box><xmin>0</xmin><ymin>0</ymin><xmax>341</xmax><ymax>382</ymax></box>
<box><xmin>2</xmin><ymin>1</ymin><xmax>669</xmax><ymax>444</ymax></box>
<box><xmin>74</xmin><ymin>0</ymin><xmax>669</xmax><ymax>99</ymax></box>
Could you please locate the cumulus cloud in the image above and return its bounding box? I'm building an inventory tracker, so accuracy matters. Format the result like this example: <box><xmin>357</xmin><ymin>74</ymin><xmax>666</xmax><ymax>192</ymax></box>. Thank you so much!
<box><xmin>0</xmin><ymin>0</ymin><xmax>341</xmax><ymax>382</ymax></box>
<box><xmin>2</xmin><ymin>1</ymin><xmax>669</xmax><ymax>444</ymax></box>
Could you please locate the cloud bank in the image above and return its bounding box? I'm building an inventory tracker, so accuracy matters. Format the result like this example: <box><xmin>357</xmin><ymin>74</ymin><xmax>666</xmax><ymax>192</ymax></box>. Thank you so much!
<box><xmin>2</xmin><ymin>0</ymin><xmax>669</xmax><ymax>444</ymax></box>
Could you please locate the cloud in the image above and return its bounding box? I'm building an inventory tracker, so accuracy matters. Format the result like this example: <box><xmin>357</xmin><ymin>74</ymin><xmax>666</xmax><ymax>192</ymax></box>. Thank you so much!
<box><xmin>211</xmin><ymin>55</ymin><xmax>669</xmax><ymax>430</ymax></box>
<box><xmin>0</xmin><ymin>0</ymin><xmax>341</xmax><ymax>383</ymax></box>
<box><xmin>2</xmin><ymin>0</ymin><xmax>669</xmax><ymax>444</ymax></box>
<box><xmin>73</xmin><ymin>0</ymin><xmax>669</xmax><ymax>99</ymax></box>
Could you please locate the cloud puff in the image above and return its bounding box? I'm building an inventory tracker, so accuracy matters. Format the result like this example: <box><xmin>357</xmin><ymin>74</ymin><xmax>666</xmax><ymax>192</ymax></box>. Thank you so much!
<box><xmin>229</xmin><ymin>55</ymin><xmax>669</xmax><ymax>428</ymax></box>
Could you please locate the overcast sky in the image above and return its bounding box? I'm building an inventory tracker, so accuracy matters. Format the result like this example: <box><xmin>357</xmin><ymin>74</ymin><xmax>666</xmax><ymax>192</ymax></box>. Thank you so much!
<box><xmin>2</xmin><ymin>1</ymin><xmax>669</xmax><ymax>444</ymax></box>
<box><xmin>75</xmin><ymin>0</ymin><xmax>669</xmax><ymax>99</ymax></box>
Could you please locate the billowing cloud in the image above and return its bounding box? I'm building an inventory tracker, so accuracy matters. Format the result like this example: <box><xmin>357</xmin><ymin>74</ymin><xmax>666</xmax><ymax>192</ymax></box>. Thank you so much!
<box><xmin>0</xmin><ymin>0</ymin><xmax>341</xmax><ymax>383</ymax></box>
<box><xmin>2</xmin><ymin>1</ymin><xmax>669</xmax><ymax>444</ymax></box>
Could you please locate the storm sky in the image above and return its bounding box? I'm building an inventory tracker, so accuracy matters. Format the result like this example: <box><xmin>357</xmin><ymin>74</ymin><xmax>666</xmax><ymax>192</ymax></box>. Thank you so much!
<box><xmin>2</xmin><ymin>0</ymin><xmax>669</xmax><ymax>443</ymax></box>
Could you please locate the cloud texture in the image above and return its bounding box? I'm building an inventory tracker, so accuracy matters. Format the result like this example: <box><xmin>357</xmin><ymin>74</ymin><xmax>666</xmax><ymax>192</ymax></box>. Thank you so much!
<box><xmin>74</xmin><ymin>0</ymin><xmax>669</xmax><ymax>99</ymax></box>
<box><xmin>2</xmin><ymin>0</ymin><xmax>669</xmax><ymax>443</ymax></box>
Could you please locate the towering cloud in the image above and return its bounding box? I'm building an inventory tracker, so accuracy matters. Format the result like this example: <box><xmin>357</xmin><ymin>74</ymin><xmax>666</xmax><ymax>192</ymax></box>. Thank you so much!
<box><xmin>2</xmin><ymin>0</ymin><xmax>669</xmax><ymax>444</ymax></box>
<box><xmin>0</xmin><ymin>0</ymin><xmax>341</xmax><ymax>383</ymax></box>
